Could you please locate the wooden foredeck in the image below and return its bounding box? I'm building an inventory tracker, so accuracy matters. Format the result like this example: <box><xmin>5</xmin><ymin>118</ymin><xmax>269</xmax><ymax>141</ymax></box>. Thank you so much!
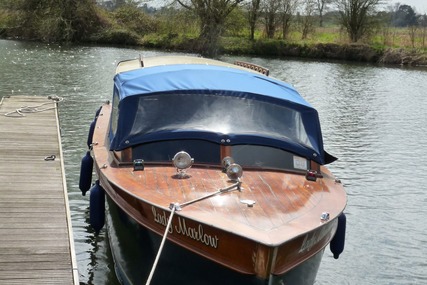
<box><xmin>0</xmin><ymin>96</ymin><xmax>78</xmax><ymax>285</ymax></box>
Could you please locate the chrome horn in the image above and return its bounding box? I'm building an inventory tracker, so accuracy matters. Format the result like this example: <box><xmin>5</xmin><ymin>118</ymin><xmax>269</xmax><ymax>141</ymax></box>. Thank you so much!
<box><xmin>222</xmin><ymin>156</ymin><xmax>243</xmax><ymax>182</ymax></box>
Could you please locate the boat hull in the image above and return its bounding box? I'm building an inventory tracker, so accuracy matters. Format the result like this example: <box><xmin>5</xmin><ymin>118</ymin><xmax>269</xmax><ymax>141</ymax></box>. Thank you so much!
<box><xmin>105</xmin><ymin>195</ymin><xmax>326</xmax><ymax>285</ymax></box>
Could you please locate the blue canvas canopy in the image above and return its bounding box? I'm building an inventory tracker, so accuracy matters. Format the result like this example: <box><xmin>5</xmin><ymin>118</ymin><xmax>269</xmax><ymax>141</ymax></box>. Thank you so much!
<box><xmin>109</xmin><ymin>64</ymin><xmax>334</xmax><ymax>165</ymax></box>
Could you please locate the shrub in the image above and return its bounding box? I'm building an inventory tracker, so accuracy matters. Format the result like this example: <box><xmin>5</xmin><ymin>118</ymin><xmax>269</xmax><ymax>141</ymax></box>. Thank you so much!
<box><xmin>91</xmin><ymin>28</ymin><xmax>141</xmax><ymax>46</ymax></box>
<box><xmin>114</xmin><ymin>5</ymin><xmax>158</xmax><ymax>36</ymax></box>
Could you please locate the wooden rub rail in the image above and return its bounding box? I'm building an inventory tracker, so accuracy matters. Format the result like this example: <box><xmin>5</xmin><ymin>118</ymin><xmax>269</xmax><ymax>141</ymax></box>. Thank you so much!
<box><xmin>0</xmin><ymin>96</ymin><xmax>78</xmax><ymax>285</ymax></box>
<box><xmin>234</xmin><ymin>61</ymin><xmax>270</xmax><ymax>76</ymax></box>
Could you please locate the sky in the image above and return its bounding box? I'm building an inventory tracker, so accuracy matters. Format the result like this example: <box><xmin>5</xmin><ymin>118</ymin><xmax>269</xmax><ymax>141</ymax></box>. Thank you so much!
<box><xmin>390</xmin><ymin>0</ymin><xmax>427</xmax><ymax>13</ymax></box>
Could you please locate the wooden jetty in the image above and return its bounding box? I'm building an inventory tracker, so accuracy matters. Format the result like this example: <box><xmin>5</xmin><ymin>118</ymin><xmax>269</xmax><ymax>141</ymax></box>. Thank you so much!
<box><xmin>0</xmin><ymin>96</ymin><xmax>79</xmax><ymax>285</ymax></box>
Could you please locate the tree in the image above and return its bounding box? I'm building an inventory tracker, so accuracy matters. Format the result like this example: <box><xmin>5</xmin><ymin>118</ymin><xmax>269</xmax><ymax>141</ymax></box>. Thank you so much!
<box><xmin>421</xmin><ymin>14</ymin><xmax>427</xmax><ymax>48</ymax></box>
<box><xmin>300</xmin><ymin>0</ymin><xmax>316</xmax><ymax>39</ymax></box>
<box><xmin>176</xmin><ymin>0</ymin><xmax>245</xmax><ymax>58</ymax></box>
<box><xmin>114</xmin><ymin>2</ymin><xmax>158</xmax><ymax>36</ymax></box>
<box><xmin>392</xmin><ymin>4</ymin><xmax>417</xmax><ymax>27</ymax></box>
<box><xmin>280</xmin><ymin>0</ymin><xmax>299</xmax><ymax>39</ymax></box>
<box><xmin>262</xmin><ymin>0</ymin><xmax>282</xmax><ymax>38</ymax></box>
<box><xmin>111</xmin><ymin>0</ymin><xmax>140</xmax><ymax>9</ymax></box>
<box><xmin>247</xmin><ymin>0</ymin><xmax>262</xmax><ymax>40</ymax></box>
<box><xmin>1</xmin><ymin>0</ymin><xmax>101</xmax><ymax>42</ymax></box>
<box><xmin>408</xmin><ymin>24</ymin><xmax>417</xmax><ymax>48</ymax></box>
<box><xmin>376</xmin><ymin>10</ymin><xmax>393</xmax><ymax>45</ymax></box>
<box><xmin>316</xmin><ymin>0</ymin><xmax>332</xmax><ymax>27</ymax></box>
<box><xmin>334</xmin><ymin>0</ymin><xmax>383</xmax><ymax>42</ymax></box>
<box><xmin>114</xmin><ymin>0</ymin><xmax>127</xmax><ymax>8</ymax></box>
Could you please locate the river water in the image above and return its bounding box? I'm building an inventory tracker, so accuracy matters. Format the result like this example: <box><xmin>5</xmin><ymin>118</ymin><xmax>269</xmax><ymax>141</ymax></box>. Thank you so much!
<box><xmin>0</xmin><ymin>39</ymin><xmax>426</xmax><ymax>285</ymax></box>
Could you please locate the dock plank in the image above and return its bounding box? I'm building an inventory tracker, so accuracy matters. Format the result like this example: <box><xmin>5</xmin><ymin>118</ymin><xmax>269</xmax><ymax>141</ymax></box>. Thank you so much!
<box><xmin>0</xmin><ymin>96</ymin><xmax>78</xmax><ymax>285</ymax></box>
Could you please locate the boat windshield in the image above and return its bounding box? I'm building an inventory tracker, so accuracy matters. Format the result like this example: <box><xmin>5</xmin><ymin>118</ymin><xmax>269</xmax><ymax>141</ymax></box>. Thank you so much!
<box><xmin>109</xmin><ymin>91</ymin><xmax>325</xmax><ymax>162</ymax></box>
<box><xmin>139</xmin><ymin>93</ymin><xmax>306</xmax><ymax>143</ymax></box>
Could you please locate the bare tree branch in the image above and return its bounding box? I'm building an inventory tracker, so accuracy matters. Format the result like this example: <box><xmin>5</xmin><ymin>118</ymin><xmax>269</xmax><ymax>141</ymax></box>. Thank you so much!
<box><xmin>334</xmin><ymin>0</ymin><xmax>383</xmax><ymax>42</ymax></box>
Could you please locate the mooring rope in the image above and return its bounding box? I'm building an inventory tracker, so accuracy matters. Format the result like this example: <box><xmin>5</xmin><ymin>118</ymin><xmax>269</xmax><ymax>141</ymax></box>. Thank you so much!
<box><xmin>145</xmin><ymin>180</ymin><xmax>241</xmax><ymax>285</ymax></box>
<box><xmin>145</xmin><ymin>203</ymin><xmax>178</xmax><ymax>285</ymax></box>
<box><xmin>4</xmin><ymin>95</ymin><xmax>63</xmax><ymax>117</ymax></box>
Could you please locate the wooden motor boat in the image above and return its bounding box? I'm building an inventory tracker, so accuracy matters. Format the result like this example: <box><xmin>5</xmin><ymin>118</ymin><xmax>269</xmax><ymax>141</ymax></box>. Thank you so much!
<box><xmin>79</xmin><ymin>56</ymin><xmax>347</xmax><ymax>285</ymax></box>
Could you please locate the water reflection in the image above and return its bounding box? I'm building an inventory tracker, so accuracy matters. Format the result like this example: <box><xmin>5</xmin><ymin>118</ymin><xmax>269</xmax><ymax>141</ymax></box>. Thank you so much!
<box><xmin>1</xmin><ymin>39</ymin><xmax>426</xmax><ymax>285</ymax></box>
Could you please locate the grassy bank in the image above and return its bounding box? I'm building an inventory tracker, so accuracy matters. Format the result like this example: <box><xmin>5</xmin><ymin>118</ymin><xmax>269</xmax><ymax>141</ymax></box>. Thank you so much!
<box><xmin>118</xmin><ymin>32</ymin><xmax>427</xmax><ymax>66</ymax></box>
<box><xmin>74</xmin><ymin>18</ymin><xmax>427</xmax><ymax>67</ymax></box>
<box><xmin>1</xmin><ymin>3</ymin><xmax>426</xmax><ymax>67</ymax></box>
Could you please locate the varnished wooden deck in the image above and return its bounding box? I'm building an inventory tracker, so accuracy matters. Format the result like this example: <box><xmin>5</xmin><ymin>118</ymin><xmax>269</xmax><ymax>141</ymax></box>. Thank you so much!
<box><xmin>0</xmin><ymin>96</ymin><xmax>78</xmax><ymax>285</ymax></box>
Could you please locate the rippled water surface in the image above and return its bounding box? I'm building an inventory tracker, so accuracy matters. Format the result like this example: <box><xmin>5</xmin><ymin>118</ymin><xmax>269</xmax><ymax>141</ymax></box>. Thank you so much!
<box><xmin>1</xmin><ymin>39</ymin><xmax>426</xmax><ymax>285</ymax></box>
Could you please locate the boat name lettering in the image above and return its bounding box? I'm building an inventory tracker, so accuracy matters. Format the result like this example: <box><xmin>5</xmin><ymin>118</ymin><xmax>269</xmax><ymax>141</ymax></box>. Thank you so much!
<box><xmin>152</xmin><ymin>206</ymin><xmax>173</xmax><ymax>233</ymax></box>
<box><xmin>299</xmin><ymin>225</ymin><xmax>330</xmax><ymax>253</ymax></box>
<box><xmin>175</xmin><ymin>216</ymin><xmax>219</xmax><ymax>248</ymax></box>
<box><xmin>152</xmin><ymin>206</ymin><xmax>219</xmax><ymax>248</ymax></box>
